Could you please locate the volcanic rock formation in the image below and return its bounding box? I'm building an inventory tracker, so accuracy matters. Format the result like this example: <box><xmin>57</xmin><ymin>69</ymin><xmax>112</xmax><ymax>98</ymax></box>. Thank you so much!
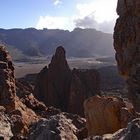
<box><xmin>0</xmin><ymin>45</ymin><xmax>16</xmax><ymax>111</ymax></box>
<box><xmin>0</xmin><ymin>45</ymin><xmax>46</xmax><ymax>138</ymax></box>
<box><xmin>34</xmin><ymin>46</ymin><xmax>100</xmax><ymax>116</ymax></box>
<box><xmin>84</xmin><ymin>95</ymin><xmax>138</xmax><ymax>136</ymax></box>
<box><xmin>34</xmin><ymin>46</ymin><xmax>71</xmax><ymax>111</ymax></box>
<box><xmin>0</xmin><ymin>45</ymin><xmax>89</xmax><ymax>139</ymax></box>
<box><xmin>68</xmin><ymin>69</ymin><xmax>100</xmax><ymax>116</ymax></box>
<box><xmin>114</xmin><ymin>0</ymin><xmax>140</xmax><ymax>112</ymax></box>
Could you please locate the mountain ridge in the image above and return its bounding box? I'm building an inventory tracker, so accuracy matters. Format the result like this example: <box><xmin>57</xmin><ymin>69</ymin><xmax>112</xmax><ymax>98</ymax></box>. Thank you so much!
<box><xmin>0</xmin><ymin>28</ymin><xmax>114</xmax><ymax>60</ymax></box>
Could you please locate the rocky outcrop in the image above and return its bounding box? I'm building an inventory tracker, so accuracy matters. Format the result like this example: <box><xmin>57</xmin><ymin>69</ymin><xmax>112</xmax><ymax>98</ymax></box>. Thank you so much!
<box><xmin>0</xmin><ymin>106</ymin><xmax>13</xmax><ymax>139</ymax></box>
<box><xmin>16</xmin><ymin>79</ymin><xmax>49</xmax><ymax>117</ymax></box>
<box><xmin>28</xmin><ymin>112</ymin><xmax>86</xmax><ymax>140</ymax></box>
<box><xmin>34</xmin><ymin>46</ymin><xmax>100</xmax><ymax>116</ymax></box>
<box><xmin>84</xmin><ymin>95</ymin><xmax>138</xmax><ymax>136</ymax></box>
<box><xmin>114</xmin><ymin>0</ymin><xmax>140</xmax><ymax>112</ymax></box>
<box><xmin>85</xmin><ymin>118</ymin><xmax>140</xmax><ymax>140</ymax></box>
<box><xmin>0</xmin><ymin>45</ymin><xmax>89</xmax><ymax>139</ymax></box>
<box><xmin>0</xmin><ymin>45</ymin><xmax>16</xmax><ymax>111</ymax></box>
<box><xmin>0</xmin><ymin>45</ymin><xmax>48</xmax><ymax>138</ymax></box>
<box><xmin>34</xmin><ymin>46</ymin><xmax>71</xmax><ymax>111</ymax></box>
<box><xmin>68</xmin><ymin>69</ymin><xmax>100</xmax><ymax>116</ymax></box>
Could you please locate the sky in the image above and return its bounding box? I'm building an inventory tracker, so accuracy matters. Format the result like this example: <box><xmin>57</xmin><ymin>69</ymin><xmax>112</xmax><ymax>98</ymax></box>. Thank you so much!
<box><xmin>0</xmin><ymin>0</ymin><xmax>118</xmax><ymax>33</ymax></box>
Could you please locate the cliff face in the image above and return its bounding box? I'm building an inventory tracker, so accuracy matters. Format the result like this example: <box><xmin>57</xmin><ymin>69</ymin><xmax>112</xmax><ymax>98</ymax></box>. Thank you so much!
<box><xmin>0</xmin><ymin>45</ymin><xmax>16</xmax><ymax>111</ymax></box>
<box><xmin>114</xmin><ymin>0</ymin><xmax>140</xmax><ymax>112</ymax></box>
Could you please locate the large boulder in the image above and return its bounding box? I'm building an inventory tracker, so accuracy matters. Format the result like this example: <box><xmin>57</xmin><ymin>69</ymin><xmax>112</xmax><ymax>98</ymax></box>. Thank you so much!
<box><xmin>85</xmin><ymin>118</ymin><xmax>140</xmax><ymax>140</ymax></box>
<box><xmin>114</xmin><ymin>0</ymin><xmax>140</xmax><ymax>112</ymax></box>
<box><xmin>84</xmin><ymin>95</ymin><xmax>138</xmax><ymax>136</ymax></box>
<box><xmin>0</xmin><ymin>45</ymin><xmax>16</xmax><ymax>111</ymax></box>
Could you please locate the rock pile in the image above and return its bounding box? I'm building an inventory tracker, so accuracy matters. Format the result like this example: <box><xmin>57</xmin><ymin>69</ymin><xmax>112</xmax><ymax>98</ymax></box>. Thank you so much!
<box><xmin>29</xmin><ymin>113</ymin><xmax>86</xmax><ymax>140</ymax></box>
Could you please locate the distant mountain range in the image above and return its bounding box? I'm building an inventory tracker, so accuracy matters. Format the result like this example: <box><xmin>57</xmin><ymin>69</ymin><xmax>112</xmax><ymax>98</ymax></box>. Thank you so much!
<box><xmin>0</xmin><ymin>28</ymin><xmax>114</xmax><ymax>60</ymax></box>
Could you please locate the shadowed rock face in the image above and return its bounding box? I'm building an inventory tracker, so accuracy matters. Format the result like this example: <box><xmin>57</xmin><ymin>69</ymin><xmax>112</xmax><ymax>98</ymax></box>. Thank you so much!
<box><xmin>68</xmin><ymin>69</ymin><xmax>100</xmax><ymax>116</ymax></box>
<box><xmin>34</xmin><ymin>46</ymin><xmax>100</xmax><ymax>116</ymax></box>
<box><xmin>34</xmin><ymin>46</ymin><xmax>71</xmax><ymax>111</ymax></box>
<box><xmin>0</xmin><ymin>45</ymin><xmax>16</xmax><ymax>111</ymax></box>
<box><xmin>114</xmin><ymin>0</ymin><xmax>140</xmax><ymax>112</ymax></box>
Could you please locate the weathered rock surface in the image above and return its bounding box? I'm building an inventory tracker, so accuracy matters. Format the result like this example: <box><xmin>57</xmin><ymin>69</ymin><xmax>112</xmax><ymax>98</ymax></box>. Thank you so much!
<box><xmin>68</xmin><ymin>69</ymin><xmax>100</xmax><ymax>116</ymax></box>
<box><xmin>114</xmin><ymin>0</ymin><xmax>140</xmax><ymax>112</ymax></box>
<box><xmin>0</xmin><ymin>46</ymin><xmax>39</xmax><ymax>137</ymax></box>
<box><xmin>85</xmin><ymin>118</ymin><xmax>140</xmax><ymax>140</ymax></box>
<box><xmin>84</xmin><ymin>95</ymin><xmax>138</xmax><ymax>136</ymax></box>
<box><xmin>34</xmin><ymin>46</ymin><xmax>100</xmax><ymax>116</ymax></box>
<box><xmin>28</xmin><ymin>112</ymin><xmax>87</xmax><ymax>140</ymax></box>
<box><xmin>34</xmin><ymin>46</ymin><xmax>71</xmax><ymax>111</ymax></box>
<box><xmin>0</xmin><ymin>45</ymin><xmax>89</xmax><ymax>139</ymax></box>
<box><xmin>16</xmin><ymin>79</ymin><xmax>49</xmax><ymax>117</ymax></box>
<box><xmin>0</xmin><ymin>45</ymin><xmax>16</xmax><ymax>111</ymax></box>
<box><xmin>0</xmin><ymin>106</ymin><xmax>13</xmax><ymax>139</ymax></box>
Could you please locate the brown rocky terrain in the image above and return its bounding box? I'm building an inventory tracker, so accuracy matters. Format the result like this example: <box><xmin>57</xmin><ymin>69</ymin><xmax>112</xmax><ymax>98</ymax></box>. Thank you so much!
<box><xmin>84</xmin><ymin>95</ymin><xmax>138</xmax><ymax>136</ymax></box>
<box><xmin>85</xmin><ymin>118</ymin><xmax>140</xmax><ymax>140</ymax></box>
<box><xmin>29</xmin><ymin>112</ymin><xmax>86</xmax><ymax>140</ymax></box>
<box><xmin>0</xmin><ymin>106</ymin><xmax>13</xmax><ymax>139</ymax></box>
<box><xmin>0</xmin><ymin>44</ymin><xmax>88</xmax><ymax>139</ymax></box>
<box><xmin>0</xmin><ymin>0</ymin><xmax>140</xmax><ymax>138</ymax></box>
<box><xmin>84</xmin><ymin>0</ymin><xmax>140</xmax><ymax>138</ymax></box>
<box><xmin>114</xmin><ymin>0</ymin><xmax>140</xmax><ymax>112</ymax></box>
<box><xmin>34</xmin><ymin>46</ymin><xmax>100</xmax><ymax>116</ymax></box>
<box><xmin>0</xmin><ymin>46</ymin><xmax>16</xmax><ymax>111</ymax></box>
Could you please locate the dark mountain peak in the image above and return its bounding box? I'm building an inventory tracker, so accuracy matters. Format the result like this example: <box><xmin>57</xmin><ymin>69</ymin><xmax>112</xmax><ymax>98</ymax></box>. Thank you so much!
<box><xmin>55</xmin><ymin>46</ymin><xmax>66</xmax><ymax>58</ymax></box>
<box><xmin>49</xmin><ymin>46</ymin><xmax>70</xmax><ymax>71</ymax></box>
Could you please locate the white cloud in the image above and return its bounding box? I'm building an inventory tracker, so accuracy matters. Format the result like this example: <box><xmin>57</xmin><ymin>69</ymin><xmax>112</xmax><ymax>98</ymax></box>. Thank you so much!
<box><xmin>53</xmin><ymin>0</ymin><xmax>62</xmax><ymax>6</ymax></box>
<box><xmin>74</xmin><ymin>0</ymin><xmax>118</xmax><ymax>33</ymax></box>
<box><xmin>36</xmin><ymin>16</ymin><xmax>73</xmax><ymax>30</ymax></box>
<box><xmin>36</xmin><ymin>0</ymin><xmax>118</xmax><ymax>33</ymax></box>
<box><xmin>76</xmin><ymin>0</ymin><xmax>118</xmax><ymax>23</ymax></box>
